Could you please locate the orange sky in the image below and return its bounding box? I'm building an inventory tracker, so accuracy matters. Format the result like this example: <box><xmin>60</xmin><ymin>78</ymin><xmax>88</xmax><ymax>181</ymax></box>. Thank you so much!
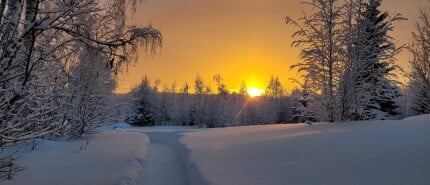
<box><xmin>116</xmin><ymin>0</ymin><xmax>428</xmax><ymax>94</ymax></box>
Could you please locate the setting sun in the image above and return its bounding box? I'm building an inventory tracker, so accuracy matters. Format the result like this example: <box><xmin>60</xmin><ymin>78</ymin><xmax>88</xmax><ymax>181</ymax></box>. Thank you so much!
<box><xmin>247</xmin><ymin>87</ymin><xmax>264</xmax><ymax>97</ymax></box>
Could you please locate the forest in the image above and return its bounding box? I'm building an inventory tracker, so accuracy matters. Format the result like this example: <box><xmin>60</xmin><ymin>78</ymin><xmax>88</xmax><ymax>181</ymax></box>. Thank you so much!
<box><xmin>0</xmin><ymin>0</ymin><xmax>429</xmax><ymax>182</ymax></box>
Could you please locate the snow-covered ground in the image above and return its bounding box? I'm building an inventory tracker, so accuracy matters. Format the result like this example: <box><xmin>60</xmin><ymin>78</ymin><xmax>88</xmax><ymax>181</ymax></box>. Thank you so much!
<box><xmin>181</xmin><ymin>118</ymin><xmax>430</xmax><ymax>185</ymax></box>
<box><xmin>403</xmin><ymin>114</ymin><xmax>430</xmax><ymax>121</ymax></box>
<box><xmin>3</xmin><ymin>131</ymin><xmax>150</xmax><ymax>185</ymax></box>
<box><xmin>3</xmin><ymin>116</ymin><xmax>430</xmax><ymax>185</ymax></box>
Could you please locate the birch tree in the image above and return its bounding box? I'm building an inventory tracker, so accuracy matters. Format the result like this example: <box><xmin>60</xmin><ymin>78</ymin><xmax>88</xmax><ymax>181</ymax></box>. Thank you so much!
<box><xmin>265</xmin><ymin>76</ymin><xmax>284</xmax><ymax>122</ymax></box>
<box><xmin>286</xmin><ymin>0</ymin><xmax>343</xmax><ymax>122</ymax></box>
<box><xmin>0</xmin><ymin>0</ymin><xmax>161</xmax><ymax>178</ymax></box>
<box><xmin>408</xmin><ymin>7</ymin><xmax>430</xmax><ymax>115</ymax></box>
<box><xmin>0</xmin><ymin>0</ymin><xmax>161</xmax><ymax>146</ymax></box>
<box><xmin>66</xmin><ymin>48</ymin><xmax>117</xmax><ymax>137</ymax></box>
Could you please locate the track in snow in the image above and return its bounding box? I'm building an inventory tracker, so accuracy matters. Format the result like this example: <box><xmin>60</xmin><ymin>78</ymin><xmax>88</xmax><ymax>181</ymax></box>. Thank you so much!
<box><xmin>144</xmin><ymin>131</ymin><xmax>189</xmax><ymax>185</ymax></box>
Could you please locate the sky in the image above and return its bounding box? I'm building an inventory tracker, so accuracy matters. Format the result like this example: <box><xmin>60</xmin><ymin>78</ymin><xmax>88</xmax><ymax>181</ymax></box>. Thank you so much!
<box><xmin>115</xmin><ymin>0</ymin><xmax>428</xmax><ymax>94</ymax></box>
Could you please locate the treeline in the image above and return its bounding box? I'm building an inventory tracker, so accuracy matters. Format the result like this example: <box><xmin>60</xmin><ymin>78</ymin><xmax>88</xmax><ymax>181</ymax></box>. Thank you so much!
<box><xmin>126</xmin><ymin>75</ymin><xmax>298</xmax><ymax>127</ymax></box>
<box><xmin>124</xmin><ymin>74</ymin><xmax>409</xmax><ymax>127</ymax></box>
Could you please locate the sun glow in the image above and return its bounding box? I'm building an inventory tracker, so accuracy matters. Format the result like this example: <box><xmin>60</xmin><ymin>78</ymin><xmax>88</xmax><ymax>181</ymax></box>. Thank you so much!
<box><xmin>247</xmin><ymin>87</ymin><xmax>264</xmax><ymax>97</ymax></box>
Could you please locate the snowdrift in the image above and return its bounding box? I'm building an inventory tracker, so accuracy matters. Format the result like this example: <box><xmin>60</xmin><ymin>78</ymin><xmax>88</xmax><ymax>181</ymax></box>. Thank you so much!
<box><xmin>4</xmin><ymin>131</ymin><xmax>150</xmax><ymax>185</ymax></box>
<box><xmin>403</xmin><ymin>114</ymin><xmax>430</xmax><ymax>121</ymax></box>
<box><xmin>181</xmin><ymin>119</ymin><xmax>430</xmax><ymax>185</ymax></box>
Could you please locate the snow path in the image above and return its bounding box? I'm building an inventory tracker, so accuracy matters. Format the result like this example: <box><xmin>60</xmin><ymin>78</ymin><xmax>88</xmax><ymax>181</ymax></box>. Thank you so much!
<box><xmin>145</xmin><ymin>132</ymin><xmax>188</xmax><ymax>185</ymax></box>
<box><xmin>114</xmin><ymin>126</ymin><xmax>209</xmax><ymax>185</ymax></box>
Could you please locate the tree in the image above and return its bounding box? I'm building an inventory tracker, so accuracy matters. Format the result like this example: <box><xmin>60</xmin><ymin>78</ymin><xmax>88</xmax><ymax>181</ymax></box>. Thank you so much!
<box><xmin>213</xmin><ymin>74</ymin><xmax>229</xmax><ymax>96</ymax></box>
<box><xmin>192</xmin><ymin>75</ymin><xmax>205</xmax><ymax>125</ymax></box>
<box><xmin>291</xmin><ymin>80</ymin><xmax>319</xmax><ymax>123</ymax></box>
<box><xmin>179</xmin><ymin>82</ymin><xmax>190</xmax><ymax>125</ymax></box>
<box><xmin>338</xmin><ymin>0</ymin><xmax>365</xmax><ymax>120</ymax></box>
<box><xmin>266</xmin><ymin>76</ymin><xmax>283</xmax><ymax>100</ymax></box>
<box><xmin>0</xmin><ymin>0</ymin><xmax>161</xmax><ymax>146</ymax></box>
<box><xmin>158</xmin><ymin>85</ymin><xmax>171</xmax><ymax>125</ymax></box>
<box><xmin>0</xmin><ymin>0</ymin><xmax>161</xmax><ymax>179</ymax></box>
<box><xmin>212</xmin><ymin>74</ymin><xmax>229</xmax><ymax>125</ymax></box>
<box><xmin>349</xmin><ymin>0</ymin><xmax>403</xmax><ymax>120</ymax></box>
<box><xmin>129</xmin><ymin>77</ymin><xmax>156</xmax><ymax>126</ymax></box>
<box><xmin>408</xmin><ymin>7</ymin><xmax>430</xmax><ymax>115</ymax></box>
<box><xmin>66</xmin><ymin>48</ymin><xmax>117</xmax><ymax>137</ymax></box>
<box><xmin>239</xmin><ymin>80</ymin><xmax>248</xmax><ymax>96</ymax></box>
<box><xmin>286</xmin><ymin>0</ymin><xmax>344</xmax><ymax>122</ymax></box>
<box><xmin>265</xmin><ymin>76</ymin><xmax>285</xmax><ymax>123</ymax></box>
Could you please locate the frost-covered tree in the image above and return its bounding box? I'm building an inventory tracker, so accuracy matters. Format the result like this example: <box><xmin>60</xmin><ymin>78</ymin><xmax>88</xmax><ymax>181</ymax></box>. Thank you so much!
<box><xmin>129</xmin><ymin>77</ymin><xmax>156</xmax><ymax>126</ymax></box>
<box><xmin>265</xmin><ymin>76</ymin><xmax>285</xmax><ymax>122</ymax></box>
<box><xmin>266</xmin><ymin>76</ymin><xmax>283</xmax><ymax>100</ymax></box>
<box><xmin>286</xmin><ymin>0</ymin><xmax>344</xmax><ymax>122</ymax></box>
<box><xmin>0</xmin><ymin>0</ymin><xmax>161</xmax><ymax>179</ymax></box>
<box><xmin>239</xmin><ymin>80</ymin><xmax>248</xmax><ymax>96</ymax></box>
<box><xmin>338</xmin><ymin>0</ymin><xmax>365</xmax><ymax>120</ymax></box>
<box><xmin>192</xmin><ymin>75</ymin><xmax>205</xmax><ymax>125</ymax></box>
<box><xmin>66</xmin><ymin>48</ymin><xmax>116</xmax><ymax>137</ymax></box>
<box><xmin>212</xmin><ymin>74</ymin><xmax>229</xmax><ymax>125</ymax></box>
<box><xmin>213</xmin><ymin>74</ymin><xmax>229</xmax><ymax>96</ymax></box>
<box><xmin>291</xmin><ymin>80</ymin><xmax>319</xmax><ymax>123</ymax></box>
<box><xmin>408</xmin><ymin>7</ymin><xmax>430</xmax><ymax>115</ymax></box>
<box><xmin>349</xmin><ymin>0</ymin><xmax>403</xmax><ymax>120</ymax></box>
<box><xmin>0</xmin><ymin>0</ymin><xmax>161</xmax><ymax>146</ymax></box>
<box><xmin>178</xmin><ymin>82</ymin><xmax>191</xmax><ymax>125</ymax></box>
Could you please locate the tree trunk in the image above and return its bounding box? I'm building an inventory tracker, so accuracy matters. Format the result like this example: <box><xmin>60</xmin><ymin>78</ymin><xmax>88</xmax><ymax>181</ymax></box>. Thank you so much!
<box><xmin>1</xmin><ymin>0</ymin><xmax>22</xmax><ymax>49</ymax></box>
<box><xmin>327</xmin><ymin>0</ymin><xmax>335</xmax><ymax>122</ymax></box>
<box><xmin>0</xmin><ymin>0</ymin><xmax>7</xmax><ymax>24</ymax></box>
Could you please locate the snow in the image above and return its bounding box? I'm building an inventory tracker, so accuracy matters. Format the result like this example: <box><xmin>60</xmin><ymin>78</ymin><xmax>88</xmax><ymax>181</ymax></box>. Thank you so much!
<box><xmin>403</xmin><ymin>114</ymin><xmax>430</xmax><ymax>121</ymax></box>
<box><xmin>99</xmin><ymin>122</ymin><xmax>133</xmax><ymax>131</ymax></box>
<box><xmin>4</xmin><ymin>118</ymin><xmax>430</xmax><ymax>185</ymax></box>
<box><xmin>146</xmin><ymin>143</ymin><xmax>187</xmax><ymax>185</ymax></box>
<box><xmin>143</xmin><ymin>130</ymin><xmax>190</xmax><ymax>185</ymax></box>
<box><xmin>4</xmin><ymin>131</ymin><xmax>150</xmax><ymax>185</ymax></box>
<box><xmin>116</xmin><ymin>126</ymin><xmax>202</xmax><ymax>185</ymax></box>
<box><xmin>180</xmin><ymin>119</ymin><xmax>430</xmax><ymax>185</ymax></box>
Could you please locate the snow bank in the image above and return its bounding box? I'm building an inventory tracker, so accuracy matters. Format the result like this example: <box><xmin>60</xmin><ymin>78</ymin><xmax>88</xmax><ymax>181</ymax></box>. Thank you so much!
<box><xmin>122</xmin><ymin>126</ymin><xmax>205</xmax><ymax>185</ymax></box>
<box><xmin>4</xmin><ymin>132</ymin><xmax>150</xmax><ymax>185</ymax></box>
<box><xmin>403</xmin><ymin>114</ymin><xmax>430</xmax><ymax>121</ymax></box>
<box><xmin>180</xmin><ymin>120</ymin><xmax>430</xmax><ymax>185</ymax></box>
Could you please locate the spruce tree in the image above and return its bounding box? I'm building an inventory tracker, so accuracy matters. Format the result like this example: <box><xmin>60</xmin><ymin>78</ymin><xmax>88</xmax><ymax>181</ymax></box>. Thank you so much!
<box><xmin>130</xmin><ymin>77</ymin><xmax>156</xmax><ymax>126</ymax></box>
<box><xmin>351</xmin><ymin>0</ymin><xmax>403</xmax><ymax>120</ymax></box>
